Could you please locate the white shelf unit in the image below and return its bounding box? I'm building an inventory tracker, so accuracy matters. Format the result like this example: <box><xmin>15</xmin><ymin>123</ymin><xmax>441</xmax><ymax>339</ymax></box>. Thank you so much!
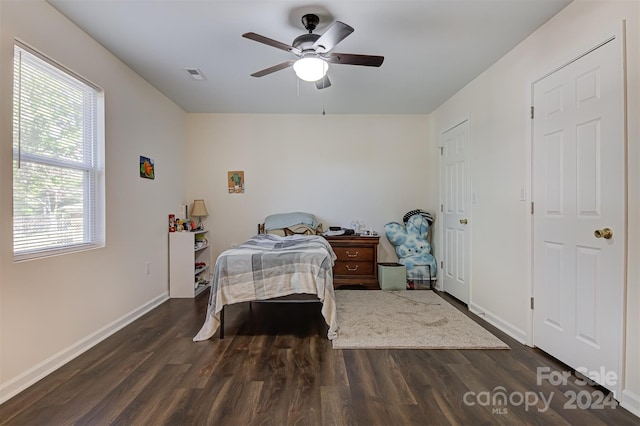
<box><xmin>169</xmin><ymin>230</ymin><xmax>211</xmax><ymax>298</ymax></box>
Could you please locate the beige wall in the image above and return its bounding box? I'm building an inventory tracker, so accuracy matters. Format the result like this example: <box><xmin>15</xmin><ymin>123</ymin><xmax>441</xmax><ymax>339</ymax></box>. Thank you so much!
<box><xmin>430</xmin><ymin>0</ymin><xmax>639</xmax><ymax>415</ymax></box>
<box><xmin>0</xmin><ymin>0</ymin><xmax>187</xmax><ymax>401</ymax></box>
<box><xmin>186</xmin><ymin>114</ymin><xmax>438</xmax><ymax>263</ymax></box>
<box><xmin>1</xmin><ymin>0</ymin><xmax>637</xmax><ymax>418</ymax></box>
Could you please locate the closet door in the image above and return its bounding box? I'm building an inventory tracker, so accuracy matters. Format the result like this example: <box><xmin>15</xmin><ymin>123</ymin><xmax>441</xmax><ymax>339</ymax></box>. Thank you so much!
<box><xmin>532</xmin><ymin>37</ymin><xmax>625</xmax><ymax>396</ymax></box>
<box><xmin>441</xmin><ymin>119</ymin><xmax>471</xmax><ymax>304</ymax></box>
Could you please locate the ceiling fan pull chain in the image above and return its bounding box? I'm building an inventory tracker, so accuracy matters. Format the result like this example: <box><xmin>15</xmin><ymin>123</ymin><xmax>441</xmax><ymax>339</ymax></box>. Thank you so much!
<box><xmin>322</xmin><ymin>77</ymin><xmax>326</xmax><ymax>115</ymax></box>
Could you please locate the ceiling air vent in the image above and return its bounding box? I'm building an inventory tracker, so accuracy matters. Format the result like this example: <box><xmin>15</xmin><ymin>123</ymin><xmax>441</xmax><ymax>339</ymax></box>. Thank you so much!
<box><xmin>185</xmin><ymin>68</ymin><xmax>207</xmax><ymax>81</ymax></box>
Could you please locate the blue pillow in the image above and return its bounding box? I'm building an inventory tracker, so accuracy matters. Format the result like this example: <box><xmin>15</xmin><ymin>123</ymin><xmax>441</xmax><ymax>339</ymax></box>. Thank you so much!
<box><xmin>264</xmin><ymin>212</ymin><xmax>318</xmax><ymax>231</ymax></box>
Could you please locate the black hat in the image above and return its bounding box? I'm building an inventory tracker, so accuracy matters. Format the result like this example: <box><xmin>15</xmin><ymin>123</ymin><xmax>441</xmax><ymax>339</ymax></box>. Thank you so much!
<box><xmin>403</xmin><ymin>209</ymin><xmax>434</xmax><ymax>226</ymax></box>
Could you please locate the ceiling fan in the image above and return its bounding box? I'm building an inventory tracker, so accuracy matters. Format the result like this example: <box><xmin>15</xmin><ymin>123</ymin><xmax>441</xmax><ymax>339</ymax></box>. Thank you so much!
<box><xmin>243</xmin><ymin>13</ymin><xmax>384</xmax><ymax>89</ymax></box>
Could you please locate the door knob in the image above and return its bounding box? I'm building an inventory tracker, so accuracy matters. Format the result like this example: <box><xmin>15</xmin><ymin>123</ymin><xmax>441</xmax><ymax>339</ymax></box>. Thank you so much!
<box><xmin>460</xmin><ymin>218</ymin><xmax>468</xmax><ymax>225</ymax></box>
<box><xmin>594</xmin><ymin>228</ymin><xmax>613</xmax><ymax>239</ymax></box>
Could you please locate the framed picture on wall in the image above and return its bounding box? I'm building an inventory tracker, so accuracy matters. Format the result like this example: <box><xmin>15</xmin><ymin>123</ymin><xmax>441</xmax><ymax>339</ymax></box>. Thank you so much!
<box><xmin>140</xmin><ymin>156</ymin><xmax>155</xmax><ymax>179</ymax></box>
<box><xmin>228</xmin><ymin>171</ymin><xmax>244</xmax><ymax>193</ymax></box>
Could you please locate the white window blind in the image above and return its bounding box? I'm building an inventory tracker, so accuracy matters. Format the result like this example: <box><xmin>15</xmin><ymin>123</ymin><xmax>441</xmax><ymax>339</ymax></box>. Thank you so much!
<box><xmin>13</xmin><ymin>43</ymin><xmax>104</xmax><ymax>261</ymax></box>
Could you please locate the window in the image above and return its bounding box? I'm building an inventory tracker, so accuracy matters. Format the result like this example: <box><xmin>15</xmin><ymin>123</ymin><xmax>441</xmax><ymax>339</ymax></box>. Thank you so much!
<box><xmin>13</xmin><ymin>42</ymin><xmax>104</xmax><ymax>261</ymax></box>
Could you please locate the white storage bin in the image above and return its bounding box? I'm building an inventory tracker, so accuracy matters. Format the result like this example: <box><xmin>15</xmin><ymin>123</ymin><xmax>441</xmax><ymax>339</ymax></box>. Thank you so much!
<box><xmin>378</xmin><ymin>263</ymin><xmax>406</xmax><ymax>291</ymax></box>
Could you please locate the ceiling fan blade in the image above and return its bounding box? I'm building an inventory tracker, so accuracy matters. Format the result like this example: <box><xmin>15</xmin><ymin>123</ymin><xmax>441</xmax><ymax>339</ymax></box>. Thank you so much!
<box><xmin>312</xmin><ymin>21</ymin><xmax>354</xmax><ymax>53</ymax></box>
<box><xmin>325</xmin><ymin>53</ymin><xmax>384</xmax><ymax>67</ymax></box>
<box><xmin>243</xmin><ymin>32</ymin><xmax>302</xmax><ymax>55</ymax></box>
<box><xmin>315</xmin><ymin>75</ymin><xmax>331</xmax><ymax>90</ymax></box>
<box><xmin>250</xmin><ymin>60</ymin><xmax>296</xmax><ymax>77</ymax></box>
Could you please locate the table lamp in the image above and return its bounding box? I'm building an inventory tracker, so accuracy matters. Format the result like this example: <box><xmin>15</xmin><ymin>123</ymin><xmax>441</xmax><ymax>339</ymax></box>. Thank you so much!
<box><xmin>190</xmin><ymin>199</ymin><xmax>208</xmax><ymax>230</ymax></box>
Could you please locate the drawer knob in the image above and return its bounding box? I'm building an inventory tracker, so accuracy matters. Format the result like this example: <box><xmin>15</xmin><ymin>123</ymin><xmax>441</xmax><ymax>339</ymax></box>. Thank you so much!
<box><xmin>345</xmin><ymin>250</ymin><xmax>359</xmax><ymax>258</ymax></box>
<box><xmin>345</xmin><ymin>264</ymin><xmax>359</xmax><ymax>271</ymax></box>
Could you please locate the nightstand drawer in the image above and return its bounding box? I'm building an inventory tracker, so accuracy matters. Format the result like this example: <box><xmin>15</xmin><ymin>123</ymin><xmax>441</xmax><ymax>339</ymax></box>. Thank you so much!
<box><xmin>325</xmin><ymin>235</ymin><xmax>380</xmax><ymax>289</ymax></box>
<box><xmin>334</xmin><ymin>261</ymin><xmax>374</xmax><ymax>276</ymax></box>
<box><xmin>332</xmin><ymin>246</ymin><xmax>374</xmax><ymax>262</ymax></box>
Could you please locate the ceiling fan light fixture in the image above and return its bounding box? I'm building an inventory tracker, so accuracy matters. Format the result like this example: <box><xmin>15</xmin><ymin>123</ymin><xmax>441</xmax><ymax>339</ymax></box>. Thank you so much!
<box><xmin>293</xmin><ymin>56</ymin><xmax>328</xmax><ymax>82</ymax></box>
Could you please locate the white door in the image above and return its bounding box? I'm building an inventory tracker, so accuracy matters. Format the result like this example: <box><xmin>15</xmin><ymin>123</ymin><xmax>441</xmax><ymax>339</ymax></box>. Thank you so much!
<box><xmin>532</xmin><ymin>38</ymin><xmax>625</xmax><ymax>396</ymax></box>
<box><xmin>441</xmin><ymin>120</ymin><xmax>471</xmax><ymax>304</ymax></box>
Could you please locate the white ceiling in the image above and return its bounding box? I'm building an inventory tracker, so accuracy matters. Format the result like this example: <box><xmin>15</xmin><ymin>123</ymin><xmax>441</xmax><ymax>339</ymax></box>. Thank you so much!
<box><xmin>46</xmin><ymin>0</ymin><xmax>571</xmax><ymax>114</ymax></box>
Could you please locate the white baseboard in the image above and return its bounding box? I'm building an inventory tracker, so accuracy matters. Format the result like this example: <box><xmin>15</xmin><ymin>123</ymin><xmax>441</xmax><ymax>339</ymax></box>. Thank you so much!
<box><xmin>620</xmin><ymin>389</ymin><xmax>640</xmax><ymax>418</ymax></box>
<box><xmin>468</xmin><ymin>301</ymin><xmax>527</xmax><ymax>345</ymax></box>
<box><xmin>0</xmin><ymin>293</ymin><xmax>168</xmax><ymax>404</ymax></box>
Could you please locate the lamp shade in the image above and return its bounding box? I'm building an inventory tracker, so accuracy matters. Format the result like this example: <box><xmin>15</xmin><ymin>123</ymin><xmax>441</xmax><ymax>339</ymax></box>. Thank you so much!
<box><xmin>293</xmin><ymin>57</ymin><xmax>329</xmax><ymax>82</ymax></box>
<box><xmin>190</xmin><ymin>199</ymin><xmax>208</xmax><ymax>218</ymax></box>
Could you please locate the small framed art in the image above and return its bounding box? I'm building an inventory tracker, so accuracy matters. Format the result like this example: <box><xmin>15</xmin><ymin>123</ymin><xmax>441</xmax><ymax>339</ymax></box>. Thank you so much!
<box><xmin>228</xmin><ymin>171</ymin><xmax>244</xmax><ymax>193</ymax></box>
<box><xmin>140</xmin><ymin>156</ymin><xmax>155</xmax><ymax>179</ymax></box>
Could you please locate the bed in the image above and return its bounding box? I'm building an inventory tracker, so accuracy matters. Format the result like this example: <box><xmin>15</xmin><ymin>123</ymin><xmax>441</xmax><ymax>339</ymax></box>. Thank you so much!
<box><xmin>193</xmin><ymin>213</ymin><xmax>338</xmax><ymax>342</ymax></box>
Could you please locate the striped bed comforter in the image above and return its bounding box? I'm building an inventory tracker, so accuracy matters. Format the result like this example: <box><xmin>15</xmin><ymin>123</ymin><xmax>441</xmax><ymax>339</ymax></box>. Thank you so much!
<box><xmin>193</xmin><ymin>234</ymin><xmax>337</xmax><ymax>341</ymax></box>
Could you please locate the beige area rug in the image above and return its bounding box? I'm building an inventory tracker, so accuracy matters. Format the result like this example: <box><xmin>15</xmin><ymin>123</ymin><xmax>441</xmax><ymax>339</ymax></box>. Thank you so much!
<box><xmin>332</xmin><ymin>290</ymin><xmax>510</xmax><ymax>350</ymax></box>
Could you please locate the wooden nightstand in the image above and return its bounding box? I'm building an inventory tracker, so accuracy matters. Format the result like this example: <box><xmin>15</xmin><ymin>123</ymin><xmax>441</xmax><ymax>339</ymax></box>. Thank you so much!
<box><xmin>325</xmin><ymin>235</ymin><xmax>380</xmax><ymax>289</ymax></box>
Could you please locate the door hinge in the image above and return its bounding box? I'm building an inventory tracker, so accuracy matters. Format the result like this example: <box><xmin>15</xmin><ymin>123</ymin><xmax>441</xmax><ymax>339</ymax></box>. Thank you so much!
<box><xmin>530</xmin><ymin>297</ymin><xmax>534</xmax><ymax>310</ymax></box>
<box><xmin>440</xmin><ymin>261</ymin><xmax>444</xmax><ymax>269</ymax></box>
<box><xmin>530</xmin><ymin>106</ymin><xmax>534</xmax><ymax>119</ymax></box>
<box><xmin>439</xmin><ymin>147</ymin><xmax>444</xmax><ymax>156</ymax></box>
<box><xmin>440</xmin><ymin>204</ymin><xmax>443</xmax><ymax>212</ymax></box>
<box><xmin>531</xmin><ymin>202</ymin><xmax>534</xmax><ymax>214</ymax></box>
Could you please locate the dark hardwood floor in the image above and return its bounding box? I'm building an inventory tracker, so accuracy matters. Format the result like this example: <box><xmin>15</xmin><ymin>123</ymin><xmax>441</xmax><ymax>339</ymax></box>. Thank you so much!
<box><xmin>1</xmin><ymin>289</ymin><xmax>637</xmax><ymax>425</ymax></box>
